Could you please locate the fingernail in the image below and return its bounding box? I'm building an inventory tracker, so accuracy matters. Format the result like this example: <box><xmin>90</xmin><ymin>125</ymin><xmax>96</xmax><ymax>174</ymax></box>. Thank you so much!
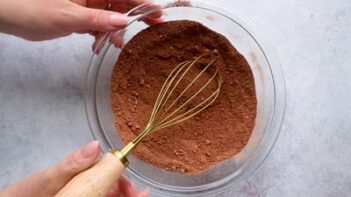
<box><xmin>143</xmin><ymin>188</ymin><xmax>149</xmax><ymax>194</ymax></box>
<box><xmin>125</xmin><ymin>179</ymin><xmax>132</xmax><ymax>187</ymax></box>
<box><xmin>80</xmin><ymin>141</ymin><xmax>100</xmax><ymax>158</ymax></box>
<box><xmin>139</xmin><ymin>188</ymin><xmax>149</xmax><ymax>197</ymax></box>
<box><xmin>128</xmin><ymin>182</ymin><xmax>138</xmax><ymax>196</ymax></box>
<box><xmin>109</xmin><ymin>14</ymin><xmax>128</xmax><ymax>27</ymax></box>
<box><xmin>131</xmin><ymin>182</ymin><xmax>136</xmax><ymax>190</ymax></box>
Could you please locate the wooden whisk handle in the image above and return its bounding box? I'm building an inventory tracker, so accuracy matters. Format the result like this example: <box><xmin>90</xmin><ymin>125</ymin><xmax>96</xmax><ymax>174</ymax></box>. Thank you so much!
<box><xmin>55</xmin><ymin>153</ymin><xmax>125</xmax><ymax>197</ymax></box>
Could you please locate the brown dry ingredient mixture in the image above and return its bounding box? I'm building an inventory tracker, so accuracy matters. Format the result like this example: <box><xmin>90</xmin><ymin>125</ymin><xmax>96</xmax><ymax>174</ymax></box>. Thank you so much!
<box><xmin>110</xmin><ymin>20</ymin><xmax>257</xmax><ymax>174</ymax></box>
<box><xmin>172</xmin><ymin>0</ymin><xmax>191</xmax><ymax>7</ymax></box>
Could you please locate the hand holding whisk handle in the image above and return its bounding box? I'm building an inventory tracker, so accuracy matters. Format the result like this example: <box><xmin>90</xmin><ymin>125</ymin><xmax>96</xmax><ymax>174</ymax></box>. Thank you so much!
<box><xmin>56</xmin><ymin>54</ymin><xmax>222</xmax><ymax>197</ymax></box>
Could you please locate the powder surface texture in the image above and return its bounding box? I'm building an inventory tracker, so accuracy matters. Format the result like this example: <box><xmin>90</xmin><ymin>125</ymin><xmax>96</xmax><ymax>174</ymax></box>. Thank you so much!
<box><xmin>110</xmin><ymin>20</ymin><xmax>257</xmax><ymax>174</ymax></box>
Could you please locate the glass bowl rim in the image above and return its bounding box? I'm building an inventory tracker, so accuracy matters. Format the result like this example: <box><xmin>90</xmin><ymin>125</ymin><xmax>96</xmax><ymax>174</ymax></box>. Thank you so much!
<box><xmin>85</xmin><ymin>0</ymin><xmax>286</xmax><ymax>195</ymax></box>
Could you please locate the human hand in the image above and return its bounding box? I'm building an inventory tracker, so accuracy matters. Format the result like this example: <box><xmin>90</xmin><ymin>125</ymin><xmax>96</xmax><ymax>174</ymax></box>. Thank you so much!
<box><xmin>0</xmin><ymin>0</ymin><xmax>162</xmax><ymax>41</ymax></box>
<box><xmin>0</xmin><ymin>141</ymin><xmax>148</xmax><ymax>197</ymax></box>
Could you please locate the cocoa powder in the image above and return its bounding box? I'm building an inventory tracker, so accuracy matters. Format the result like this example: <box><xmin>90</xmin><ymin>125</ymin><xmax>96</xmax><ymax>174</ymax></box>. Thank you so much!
<box><xmin>110</xmin><ymin>20</ymin><xmax>257</xmax><ymax>174</ymax></box>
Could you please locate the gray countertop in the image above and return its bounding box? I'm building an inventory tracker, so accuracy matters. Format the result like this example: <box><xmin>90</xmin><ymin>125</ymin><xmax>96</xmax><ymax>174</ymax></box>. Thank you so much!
<box><xmin>1</xmin><ymin>0</ymin><xmax>350</xmax><ymax>196</ymax></box>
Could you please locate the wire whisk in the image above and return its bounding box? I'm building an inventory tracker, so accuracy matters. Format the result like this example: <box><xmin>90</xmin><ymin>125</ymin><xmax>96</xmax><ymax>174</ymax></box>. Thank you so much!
<box><xmin>55</xmin><ymin>54</ymin><xmax>223</xmax><ymax>197</ymax></box>
<box><xmin>118</xmin><ymin>54</ymin><xmax>222</xmax><ymax>158</ymax></box>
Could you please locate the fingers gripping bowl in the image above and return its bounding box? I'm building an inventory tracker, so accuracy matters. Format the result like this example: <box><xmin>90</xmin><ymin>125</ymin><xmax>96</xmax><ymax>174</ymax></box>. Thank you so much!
<box><xmin>85</xmin><ymin>0</ymin><xmax>286</xmax><ymax>196</ymax></box>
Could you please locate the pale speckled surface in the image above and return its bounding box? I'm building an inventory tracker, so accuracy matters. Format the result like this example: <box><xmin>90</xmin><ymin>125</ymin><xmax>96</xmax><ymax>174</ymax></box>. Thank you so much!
<box><xmin>0</xmin><ymin>0</ymin><xmax>351</xmax><ymax>196</ymax></box>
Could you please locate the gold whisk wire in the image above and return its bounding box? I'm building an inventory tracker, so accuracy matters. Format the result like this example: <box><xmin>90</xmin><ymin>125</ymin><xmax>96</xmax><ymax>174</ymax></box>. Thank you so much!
<box><xmin>117</xmin><ymin>55</ymin><xmax>222</xmax><ymax>158</ymax></box>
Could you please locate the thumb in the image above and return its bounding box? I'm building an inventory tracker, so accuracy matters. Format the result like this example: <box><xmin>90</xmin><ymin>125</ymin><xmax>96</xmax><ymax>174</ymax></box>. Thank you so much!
<box><xmin>70</xmin><ymin>4</ymin><xmax>129</xmax><ymax>32</ymax></box>
<box><xmin>41</xmin><ymin>141</ymin><xmax>101</xmax><ymax>195</ymax></box>
<box><xmin>0</xmin><ymin>141</ymin><xmax>101</xmax><ymax>197</ymax></box>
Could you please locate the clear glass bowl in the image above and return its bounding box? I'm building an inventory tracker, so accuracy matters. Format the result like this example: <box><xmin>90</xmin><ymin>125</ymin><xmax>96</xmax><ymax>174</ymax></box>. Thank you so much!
<box><xmin>85</xmin><ymin>0</ymin><xmax>286</xmax><ymax>196</ymax></box>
